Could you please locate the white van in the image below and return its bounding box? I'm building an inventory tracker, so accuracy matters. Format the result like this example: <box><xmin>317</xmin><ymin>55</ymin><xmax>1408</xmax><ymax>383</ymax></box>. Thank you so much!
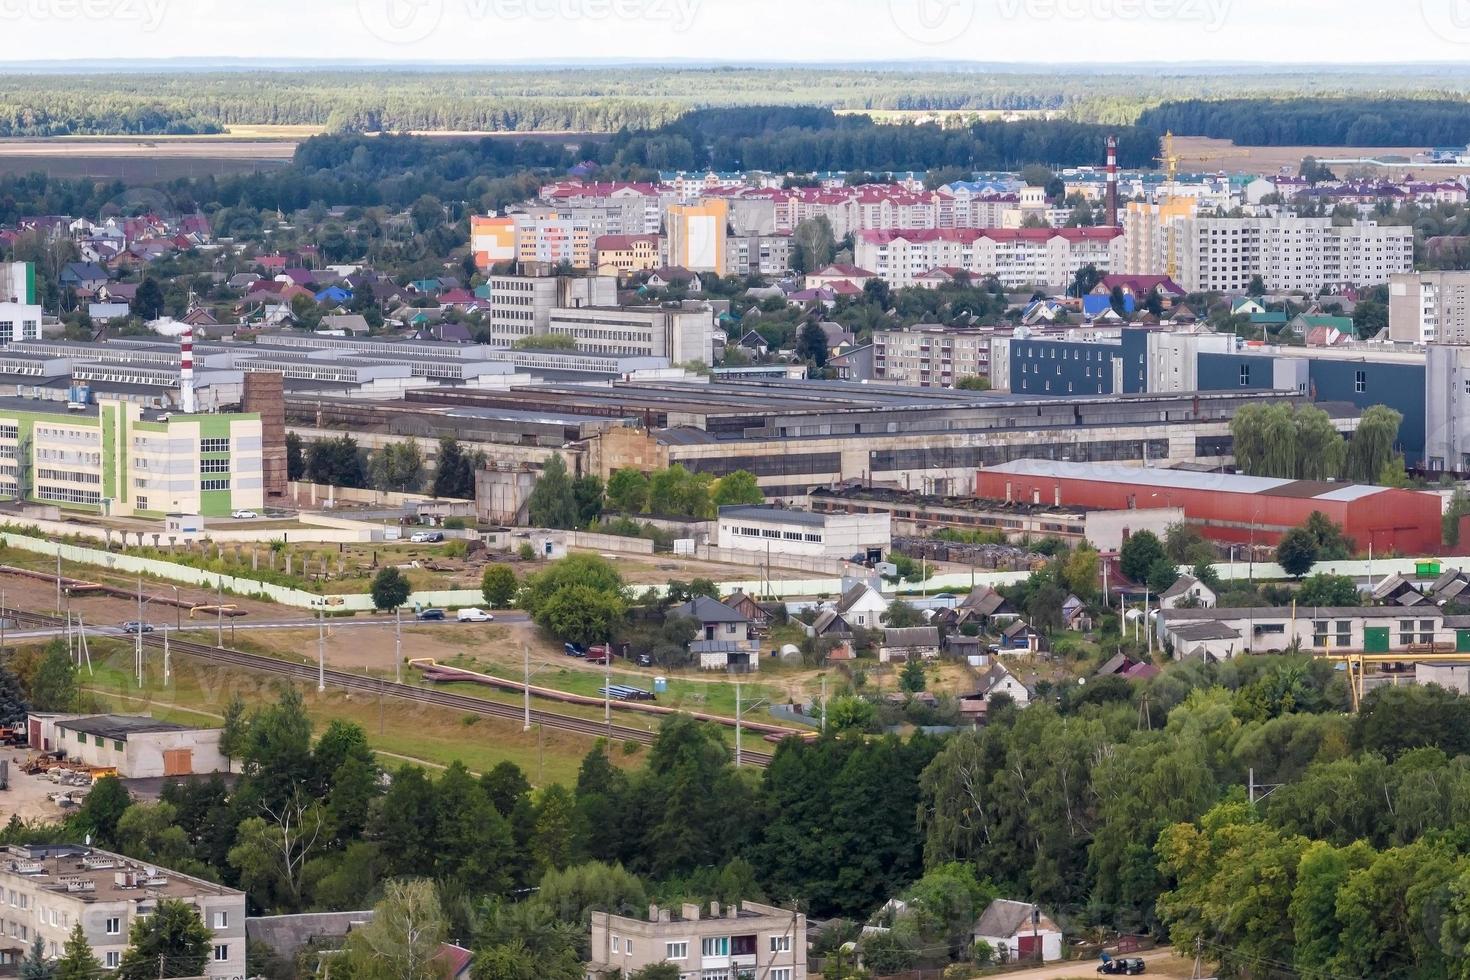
<box><xmin>457</xmin><ymin>608</ymin><xmax>495</xmax><ymax>623</ymax></box>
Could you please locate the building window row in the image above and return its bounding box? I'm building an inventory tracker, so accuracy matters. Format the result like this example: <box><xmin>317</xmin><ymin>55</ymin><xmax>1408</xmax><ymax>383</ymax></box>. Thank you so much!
<box><xmin>36</xmin><ymin>486</ymin><xmax>100</xmax><ymax>505</ymax></box>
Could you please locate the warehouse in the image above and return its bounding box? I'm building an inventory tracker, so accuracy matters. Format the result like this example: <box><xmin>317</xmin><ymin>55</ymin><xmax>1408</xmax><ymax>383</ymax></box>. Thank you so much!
<box><xmin>44</xmin><ymin>714</ymin><xmax>228</xmax><ymax>778</ymax></box>
<box><xmin>976</xmin><ymin>459</ymin><xmax>1443</xmax><ymax>555</ymax></box>
<box><xmin>716</xmin><ymin>504</ymin><xmax>891</xmax><ymax>560</ymax></box>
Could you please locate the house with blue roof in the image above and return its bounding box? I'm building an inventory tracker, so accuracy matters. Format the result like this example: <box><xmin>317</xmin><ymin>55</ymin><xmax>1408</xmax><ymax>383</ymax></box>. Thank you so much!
<box><xmin>315</xmin><ymin>285</ymin><xmax>351</xmax><ymax>305</ymax></box>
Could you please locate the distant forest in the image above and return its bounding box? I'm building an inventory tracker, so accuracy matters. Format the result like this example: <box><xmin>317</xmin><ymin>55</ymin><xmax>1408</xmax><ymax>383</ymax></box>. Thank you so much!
<box><xmin>1139</xmin><ymin>98</ymin><xmax>1470</xmax><ymax>147</ymax></box>
<box><xmin>6</xmin><ymin>67</ymin><xmax>1470</xmax><ymax>137</ymax></box>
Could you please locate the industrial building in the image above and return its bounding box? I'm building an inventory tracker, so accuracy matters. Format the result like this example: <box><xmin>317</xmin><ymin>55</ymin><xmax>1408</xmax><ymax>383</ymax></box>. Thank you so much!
<box><xmin>715</xmin><ymin>504</ymin><xmax>891</xmax><ymax>561</ymax></box>
<box><xmin>0</xmin><ymin>844</ymin><xmax>245</xmax><ymax>978</ymax></box>
<box><xmin>587</xmin><ymin>902</ymin><xmax>806</xmax><ymax>980</ymax></box>
<box><xmin>975</xmin><ymin>459</ymin><xmax>1443</xmax><ymax>555</ymax></box>
<box><xmin>486</xmin><ymin>274</ymin><xmax>617</xmax><ymax>346</ymax></box>
<box><xmin>545</xmin><ymin>305</ymin><xmax>715</xmax><ymax>366</ymax></box>
<box><xmin>305</xmin><ymin>381</ymin><xmax>1351</xmax><ymax>508</ymax></box>
<box><xmin>0</xmin><ymin>262</ymin><xmax>43</xmax><ymax>346</ymax></box>
<box><xmin>33</xmin><ymin>714</ymin><xmax>228</xmax><ymax>778</ymax></box>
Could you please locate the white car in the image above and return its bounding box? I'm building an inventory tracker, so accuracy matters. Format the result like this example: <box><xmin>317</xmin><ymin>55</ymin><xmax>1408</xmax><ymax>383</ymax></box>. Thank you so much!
<box><xmin>231</xmin><ymin>510</ymin><xmax>258</xmax><ymax>520</ymax></box>
<box><xmin>410</xmin><ymin>531</ymin><xmax>445</xmax><ymax>543</ymax></box>
<box><xmin>457</xmin><ymin>608</ymin><xmax>495</xmax><ymax>623</ymax></box>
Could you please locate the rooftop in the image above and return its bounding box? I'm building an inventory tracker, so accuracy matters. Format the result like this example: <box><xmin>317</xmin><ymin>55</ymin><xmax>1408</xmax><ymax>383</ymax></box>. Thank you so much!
<box><xmin>0</xmin><ymin>845</ymin><xmax>242</xmax><ymax>902</ymax></box>
<box><xmin>55</xmin><ymin>715</ymin><xmax>197</xmax><ymax>741</ymax></box>
<box><xmin>717</xmin><ymin>505</ymin><xmax>829</xmax><ymax>527</ymax></box>
<box><xmin>981</xmin><ymin>459</ymin><xmax>1402</xmax><ymax>503</ymax></box>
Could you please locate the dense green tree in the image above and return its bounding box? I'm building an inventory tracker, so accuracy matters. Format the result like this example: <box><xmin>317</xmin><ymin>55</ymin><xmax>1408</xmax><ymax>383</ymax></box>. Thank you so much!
<box><xmin>370</xmin><ymin>566</ymin><xmax>412</xmax><ymax>611</ymax></box>
<box><xmin>285</xmin><ymin>432</ymin><xmax>305</xmax><ymax>482</ymax></box>
<box><xmin>116</xmin><ymin>898</ymin><xmax>210</xmax><ymax>980</ymax></box>
<box><xmin>432</xmin><ymin>437</ymin><xmax>478</xmax><ymax>499</ymax></box>
<box><xmin>1344</xmin><ymin>405</ymin><xmax>1403</xmax><ymax>484</ymax></box>
<box><xmin>528</xmin><ymin>455</ymin><xmax>579</xmax><ymax>530</ymax></box>
<box><xmin>605</xmin><ymin>468</ymin><xmax>650</xmax><ymax>513</ymax></box>
<box><xmin>712</xmin><ymin>470</ymin><xmax>763</xmax><ymax>507</ymax></box>
<box><xmin>1295</xmin><ymin>573</ymin><xmax>1359</xmax><ymax>607</ymax></box>
<box><xmin>797</xmin><ymin>321</ymin><xmax>830</xmax><ymax>367</ymax></box>
<box><xmin>305</xmin><ymin>435</ymin><xmax>366</xmax><ymax>488</ymax></box>
<box><xmin>54</xmin><ymin>925</ymin><xmax>100</xmax><ymax>980</ymax></box>
<box><xmin>20</xmin><ymin>934</ymin><xmax>52</xmax><ymax>980</ymax></box>
<box><xmin>368</xmin><ymin>440</ymin><xmax>425</xmax><ymax>493</ymax></box>
<box><xmin>435</xmin><ymin>762</ymin><xmax>515</xmax><ymax>897</ymax></box>
<box><xmin>132</xmin><ymin>278</ymin><xmax>165</xmax><ymax>320</ymax></box>
<box><xmin>899</xmin><ymin>658</ymin><xmax>926</xmax><ymax>694</ymax></box>
<box><xmin>1276</xmin><ymin>527</ymin><xmax>1319</xmax><ymax>578</ymax></box>
<box><xmin>1120</xmin><ymin>530</ymin><xmax>1167</xmax><ymax>584</ymax></box>
<box><xmin>337</xmin><ymin>879</ymin><xmax>448</xmax><ymax>980</ymax></box>
<box><xmin>26</xmin><ymin>643</ymin><xmax>77</xmax><ymax>711</ymax></box>
<box><xmin>73</xmin><ymin>775</ymin><xmax>130</xmax><ymax>847</ymax></box>
<box><xmin>481</xmin><ymin>564</ymin><xmax>519</xmax><ymax>608</ymax></box>
<box><xmin>571</xmin><ymin>475</ymin><xmax>605</xmax><ymax>526</ymax></box>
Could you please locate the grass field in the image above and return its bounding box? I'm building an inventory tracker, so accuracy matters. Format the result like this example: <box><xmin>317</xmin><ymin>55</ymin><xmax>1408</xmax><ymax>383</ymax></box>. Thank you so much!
<box><xmin>72</xmin><ymin>638</ymin><xmax>605</xmax><ymax>787</ymax></box>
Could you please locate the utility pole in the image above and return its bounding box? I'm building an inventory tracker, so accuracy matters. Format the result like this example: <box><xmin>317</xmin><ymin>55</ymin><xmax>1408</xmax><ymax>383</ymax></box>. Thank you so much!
<box><xmin>820</xmin><ymin>674</ymin><xmax>827</xmax><ymax>733</ymax></box>
<box><xmin>135</xmin><ymin>575</ymin><xmax>143</xmax><ymax>687</ymax></box>
<box><xmin>603</xmin><ymin>637</ymin><xmax>612</xmax><ymax>746</ymax></box>
<box><xmin>163</xmin><ymin>624</ymin><xmax>170</xmax><ymax>686</ymax></box>
<box><xmin>216</xmin><ymin>578</ymin><xmax>224</xmax><ymax>648</ymax></box>
<box><xmin>317</xmin><ymin>606</ymin><xmax>326</xmax><ymax>693</ymax></box>
<box><xmin>394</xmin><ymin>607</ymin><xmax>402</xmax><ymax>685</ymax></box>
<box><xmin>735</xmin><ymin>681</ymin><xmax>742</xmax><ymax>768</ymax></box>
<box><xmin>523</xmin><ymin>643</ymin><xmax>532</xmax><ymax>732</ymax></box>
<box><xmin>54</xmin><ymin>552</ymin><xmax>60</xmax><ymax>616</ymax></box>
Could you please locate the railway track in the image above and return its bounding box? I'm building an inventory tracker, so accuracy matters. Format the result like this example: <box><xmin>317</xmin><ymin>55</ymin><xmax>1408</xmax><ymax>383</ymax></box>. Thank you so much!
<box><xmin>9</xmin><ymin>609</ymin><xmax>776</xmax><ymax>768</ymax></box>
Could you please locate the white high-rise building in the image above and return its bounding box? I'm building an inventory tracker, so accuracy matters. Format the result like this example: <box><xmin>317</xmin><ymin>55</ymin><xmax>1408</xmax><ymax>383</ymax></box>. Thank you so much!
<box><xmin>1163</xmin><ymin>216</ymin><xmax>1413</xmax><ymax>294</ymax></box>
<box><xmin>1390</xmin><ymin>271</ymin><xmax>1470</xmax><ymax>344</ymax></box>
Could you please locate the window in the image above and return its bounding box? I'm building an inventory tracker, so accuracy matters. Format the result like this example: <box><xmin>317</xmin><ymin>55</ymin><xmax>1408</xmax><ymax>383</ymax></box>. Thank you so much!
<box><xmin>1239</xmin><ymin>365</ymin><xmax>1251</xmax><ymax>386</ymax></box>
<box><xmin>612</xmin><ymin>938</ymin><xmax>620</xmax><ymax>954</ymax></box>
<box><xmin>200</xmin><ymin>479</ymin><xmax>229</xmax><ymax>491</ymax></box>
<box><xmin>1355</xmin><ymin>370</ymin><xmax>1367</xmax><ymax>393</ymax></box>
<box><xmin>665</xmin><ymin>942</ymin><xmax>688</xmax><ymax>960</ymax></box>
<box><xmin>105</xmin><ymin>917</ymin><xmax>120</xmax><ymax>935</ymax></box>
<box><xmin>135</xmin><ymin>498</ymin><xmax>148</xmax><ymax>512</ymax></box>
<box><xmin>769</xmin><ymin>935</ymin><xmax>792</xmax><ymax>953</ymax></box>
<box><xmin>200</xmin><ymin>438</ymin><xmax>229</xmax><ymax>453</ymax></box>
<box><xmin>701</xmin><ymin>937</ymin><xmax>729</xmax><ymax>957</ymax></box>
<box><xmin>105</xmin><ymin>952</ymin><xmax>120</xmax><ymax>969</ymax></box>
<box><xmin>214</xmin><ymin>945</ymin><xmax>229</xmax><ymax>962</ymax></box>
<box><xmin>212</xmin><ymin>911</ymin><xmax>227</xmax><ymax>929</ymax></box>
<box><xmin>772</xmin><ymin>971</ymin><xmax>792</xmax><ymax>980</ymax></box>
<box><xmin>200</xmin><ymin>458</ymin><xmax>230</xmax><ymax>474</ymax></box>
<box><xmin>624</xmin><ymin>941</ymin><xmax>632</xmax><ymax>957</ymax></box>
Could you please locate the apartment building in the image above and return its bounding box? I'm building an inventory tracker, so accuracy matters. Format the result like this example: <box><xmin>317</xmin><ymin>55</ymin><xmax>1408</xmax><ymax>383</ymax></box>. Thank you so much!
<box><xmin>486</xmin><ymin>274</ymin><xmax>617</xmax><ymax>345</ymax></box>
<box><xmin>873</xmin><ymin>326</ymin><xmax>992</xmax><ymax>387</ymax></box>
<box><xmin>725</xmin><ymin>234</ymin><xmax>792</xmax><ymax>277</ymax></box>
<box><xmin>538</xmin><ymin>181</ymin><xmax>665</xmax><ymax>235</ymax></box>
<box><xmin>0</xmin><ymin>398</ymin><xmax>264</xmax><ymax>518</ymax></box>
<box><xmin>1168</xmin><ymin>216</ymin><xmax>1412</xmax><ymax>294</ymax></box>
<box><xmin>855</xmin><ymin>228</ymin><xmax>1123</xmax><ymax>289</ymax></box>
<box><xmin>587</xmin><ymin>901</ymin><xmax>806</xmax><ymax>980</ymax></box>
<box><xmin>0</xmin><ymin>844</ymin><xmax>245</xmax><ymax>980</ymax></box>
<box><xmin>666</xmin><ymin>201</ymin><xmax>729</xmax><ymax>274</ymax></box>
<box><xmin>546</xmin><ymin>306</ymin><xmax>715</xmax><ymax>366</ymax></box>
<box><xmin>1389</xmin><ymin>271</ymin><xmax>1470</xmax><ymax>344</ymax></box>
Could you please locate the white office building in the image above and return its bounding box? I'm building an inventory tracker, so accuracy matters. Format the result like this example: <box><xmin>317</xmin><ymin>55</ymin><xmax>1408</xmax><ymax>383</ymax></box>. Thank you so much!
<box><xmin>486</xmin><ymin>275</ymin><xmax>617</xmax><ymax>346</ymax></box>
<box><xmin>546</xmin><ymin>306</ymin><xmax>715</xmax><ymax>366</ymax></box>
<box><xmin>716</xmin><ymin>505</ymin><xmax>891</xmax><ymax>561</ymax></box>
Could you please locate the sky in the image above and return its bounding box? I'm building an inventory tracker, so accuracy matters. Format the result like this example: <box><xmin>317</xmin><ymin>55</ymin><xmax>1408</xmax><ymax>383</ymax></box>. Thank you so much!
<box><xmin>2</xmin><ymin>0</ymin><xmax>1469</xmax><ymax>65</ymax></box>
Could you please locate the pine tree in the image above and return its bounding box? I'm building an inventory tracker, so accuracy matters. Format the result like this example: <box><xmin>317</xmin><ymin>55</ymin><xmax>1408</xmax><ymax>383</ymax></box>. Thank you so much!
<box><xmin>55</xmin><ymin>925</ymin><xmax>99</xmax><ymax>980</ymax></box>
<box><xmin>20</xmin><ymin>934</ymin><xmax>52</xmax><ymax>980</ymax></box>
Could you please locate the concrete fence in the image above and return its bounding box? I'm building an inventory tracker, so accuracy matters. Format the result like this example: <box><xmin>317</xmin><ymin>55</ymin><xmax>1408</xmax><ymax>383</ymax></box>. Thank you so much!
<box><xmin>694</xmin><ymin>545</ymin><xmax>855</xmax><ymax>577</ymax></box>
<box><xmin>567</xmin><ymin>531</ymin><xmax>657</xmax><ymax>555</ymax></box>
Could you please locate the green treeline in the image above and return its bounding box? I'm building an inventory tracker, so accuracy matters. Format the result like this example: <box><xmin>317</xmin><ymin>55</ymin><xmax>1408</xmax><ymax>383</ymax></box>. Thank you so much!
<box><xmin>1138</xmin><ymin>97</ymin><xmax>1470</xmax><ymax>147</ymax></box>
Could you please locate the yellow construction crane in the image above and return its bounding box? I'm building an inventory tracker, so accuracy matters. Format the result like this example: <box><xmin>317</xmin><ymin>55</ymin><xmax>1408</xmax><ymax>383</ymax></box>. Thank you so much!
<box><xmin>1315</xmin><ymin>650</ymin><xmax>1465</xmax><ymax>711</ymax></box>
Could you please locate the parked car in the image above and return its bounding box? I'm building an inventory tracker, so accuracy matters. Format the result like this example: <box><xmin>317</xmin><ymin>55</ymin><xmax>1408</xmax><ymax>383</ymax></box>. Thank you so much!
<box><xmin>231</xmin><ymin>510</ymin><xmax>258</xmax><ymax>520</ymax></box>
<box><xmin>410</xmin><ymin>531</ymin><xmax>445</xmax><ymax>543</ymax></box>
<box><xmin>121</xmin><ymin>621</ymin><xmax>155</xmax><ymax>634</ymax></box>
<box><xmin>416</xmin><ymin>608</ymin><xmax>447</xmax><ymax>621</ymax></box>
<box><xmin>564</xmin><ymin>642</ymin><xmax>586</xmax><ymax>658</ymax></box>
<box><xmin>585</xmin><ymin>644</ymin><xmax>610</xmax><ymax>665</ymax></box>
<box><xmin>457</xmin><ymin>609</ymin><xmax>495</xmax><ymax>623</ymax></box>
<box><xmin>635</xmin><ymin>653</ymin><xmax>654</xmax><ymax>668</ymax></box>
<box><xmin>1098</xmin><ymin>958</ymin><xmax>1146</xmax><ymax>976</ymax></box>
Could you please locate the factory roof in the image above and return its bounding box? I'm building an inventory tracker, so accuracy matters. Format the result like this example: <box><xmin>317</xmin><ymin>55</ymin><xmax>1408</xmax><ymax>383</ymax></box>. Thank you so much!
<box><xmin>981</xmin><ymin>460</ymin><xmax>1405</xmax><ymax>502</ymax></box>
<box><xmin>717</xmin><ymin>505</ymin><xmax>829</xmax><ymax>527</ymax></box>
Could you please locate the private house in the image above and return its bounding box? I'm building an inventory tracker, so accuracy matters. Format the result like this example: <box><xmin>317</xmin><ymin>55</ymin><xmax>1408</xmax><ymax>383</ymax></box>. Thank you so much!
<box><xmin>878</xmin><ymin>626</ymin><xmax>941</xmax><ymax>664</ymax></box>
<box><xmin>722</xmin><ymin>591</ymin><xmax>773</xmax><ymax>630</ymax></box>
<box><xmin>998</xmin><ymin>620</ymin><xmax>1043</xmax><ymax>654</ymax></box>
<box><xmin>1158</xmin><ymin>573</ymin><xmax>1218</xmax><ymax>610</ymax></box>
<box><xmin>972</xmin><ymin>899</ymin><xmax>1063</xmax><ymax>964</ymax></box>
<box><xmin>672</xmin><ymin>596</ymin><xmax>757</xmax><ymax>671</ymax></box>
<box><xmin>806</xmin><ymin>609</ymin><xmax>855</xmax><ymax>640</ymax></box>
<box><xmin>974</xmin><ymin>662</ymin><xmax>1031</xmax><ymax>706</ymax></box>
<box><xmin>833</xmin><ymin>582</ymin><xmax>889</xmax><ymax>629</ymax></box>
<box><xmin>1061</xmin><ymin>594</ymin><xmax>1092</xmax><ymax>631</ymax></box>
<box><xmin>59</xmin><ymin>262</ymin><xmax>109</xmax><ymax>291</ymax></box>
<box><xmin>1372</xmin><ymin>572</ymin><xmax>1426</xmax><ymax>607</ymax></box>
<box><xmin>956</xmin><ymin>587</ymin><xmax>1018</xmax><ymax>628</ymax></box>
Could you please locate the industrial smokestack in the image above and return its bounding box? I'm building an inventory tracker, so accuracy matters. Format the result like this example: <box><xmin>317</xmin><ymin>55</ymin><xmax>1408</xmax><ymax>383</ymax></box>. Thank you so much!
<box><xmin>179</xmin><ymin>327</ymin><xmax>196</xmax><ymax>414</ymax></box>
<box><xmin>1105</xmin><ymin>135</ymin><xmax>1119</xmax><ymax>228</ymax></box>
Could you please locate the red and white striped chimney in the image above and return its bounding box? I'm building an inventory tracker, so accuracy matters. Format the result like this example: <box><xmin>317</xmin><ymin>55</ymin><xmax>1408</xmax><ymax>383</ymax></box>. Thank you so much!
<box><xmin>180</xmin><ymin>327</ymin><xmax>196</xmax><ymax>414</ymax></box>
<box><xmin>1105</xmin><ymin>134</ymin><xmax>1119</xmax><ymax>228</ymax></box>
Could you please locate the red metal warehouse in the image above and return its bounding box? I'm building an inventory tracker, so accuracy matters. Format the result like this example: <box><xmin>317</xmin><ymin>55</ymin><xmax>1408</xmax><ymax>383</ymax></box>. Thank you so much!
<box><xmin>975</xmin><ymin>460</ymin><xmax>1443</xmax><ymax>556</ymax></box>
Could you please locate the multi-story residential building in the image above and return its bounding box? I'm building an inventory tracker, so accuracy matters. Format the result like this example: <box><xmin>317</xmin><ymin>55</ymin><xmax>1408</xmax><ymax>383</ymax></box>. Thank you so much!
<box><xmin>470</xmin><ymin>216</ymin><xmax>518</xmax><ymax>271</ymax></box>
<box><xmin>486</xmin><ymin>275</ymin><xmax>617</xmax><ymax>346</ymax></box>
<box><xmin>725</xmin><ymin>234</ymin><xmax>792</xmax><ymax>277</ymax></box>
<box><xmin>546</xmin><ymin>306</ymin><xmax>715</xmax><ymax>366</ymax></box>
<box><xmin>0</xmin><ymin>844</ymin><xmax>245</xmax><ymax>980</ymax></box>
<box><xmin>873</xmin><ymin>326</ymin><xmax>993</xmax><ymax>387</ymax></box>
<box><xmin>666</xmin><ymin>201</ymin><xmax>729</xmax><ymax>274</ymax></box>
<box><xmin>0</xmin><ymin>261</ymin><xmax>43</xmax><ymax>346</ymax></box>
<box><xmin>0</xmin><ymin>398</ymin><xmax>263</xmax><ymax>518</ymax></box>
<box><xmin>855</xmin><ymin>228</ymin><xmax>1123</xmax><ymax>289</ymax></box>
<box><xmin>538</xmin><ymin>181</ymin><xmax>665</xmax><ymax>235</ymax></box>
<box><xmin>1167</xmin><ymin>216</ymin><xmax>1413</xmax><ymax>293</ymax></box>
<box><xmin>1389</xmin><ymin>271</ymin><xmax>1470</xmax><ymax>344</ymax></box>
<box><xmin>593</xmin><ymin>235</ymin><xmax>662</xmax><ymax>277</ymax></box>
<box><xmin>587</xmin><ymin>901</ymin><xmax>806</xmax><ymax>980</ymax></box>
